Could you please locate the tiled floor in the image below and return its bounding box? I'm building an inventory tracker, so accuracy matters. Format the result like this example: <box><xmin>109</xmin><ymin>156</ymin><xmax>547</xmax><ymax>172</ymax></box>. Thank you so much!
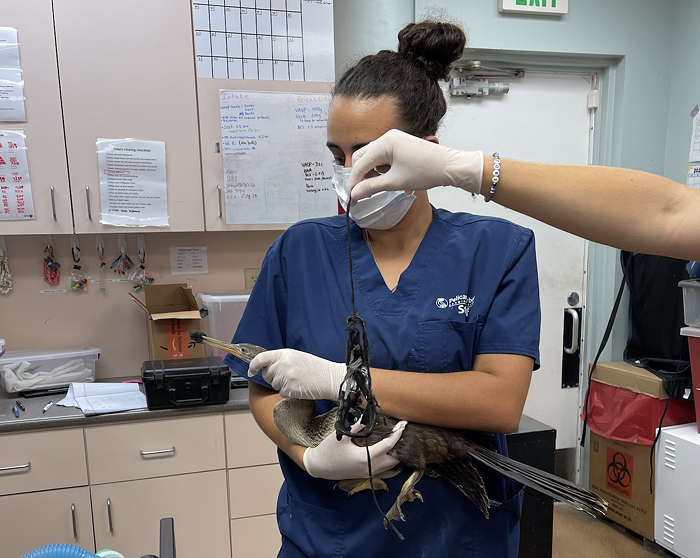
<box><xmin>552</xmin><ymin>503</ymin><xmax>671</xmax><ymax>558</ymax></box>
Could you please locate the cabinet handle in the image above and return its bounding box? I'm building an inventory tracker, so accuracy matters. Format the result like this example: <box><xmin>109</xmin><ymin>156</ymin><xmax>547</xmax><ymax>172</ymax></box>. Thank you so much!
<box><xmin>107</xmin><ymin>498</ymin><xmax>113</xmax><ymax>533</ymax></box>
<box><xmin>71</xmin><ymin>503</ymin><xmax>77</xmax><ymax>538</ymax></box>
<box><xmin>139</xmin><ymin>446</ymin><xmax>176</xmax><ymax>457</ymax></box>
<box><xmin>50</xmin><ymin>186</ymin><xmax>57</xmax><ymax>221</ymax></box>
<box><xmin>0</xmin><ymin>461</ymin><xmax>31</xmax><ymax>472</ymax></box>
<box><xmin>217</xmin><ymin>184</ymin><xmax>223</xmax><ymax>218</ymax></box>
<box><xmin>85</xmin><ymin>186</ymin><xmax>92</xmax><ymax>221</ymax></box>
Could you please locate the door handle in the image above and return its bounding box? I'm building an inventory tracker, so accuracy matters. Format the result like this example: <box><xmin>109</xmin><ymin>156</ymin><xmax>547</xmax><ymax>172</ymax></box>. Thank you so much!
<box><xmin>217</xmin><ymin>184</ymin><xmax>223</xmax><ymax>218</ymax></box>
<box><xmin>71</xmin><ymin>503</ymin><xmax>77</xmax><ymax>538</ymax></box>
<box><xmin>107</xmin><ymin>498</ymin><xmax>113</xmax><ymax>532</ymax></box>
<box><xmin>564</xmin><ymin>308</ymin><xmax>579</xmax><ymax>355</ymax></box>
<box><xmin>85</xmin><ymin>186</ymin><xmax>92</xmax><ymax>221</ymax></box>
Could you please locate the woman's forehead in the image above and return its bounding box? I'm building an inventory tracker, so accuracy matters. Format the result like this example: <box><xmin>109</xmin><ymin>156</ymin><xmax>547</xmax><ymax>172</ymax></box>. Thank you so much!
<box><xmin>327</xmin><ymin>96</ymin><xmax>401</xmax><ymax>147</ymax></box>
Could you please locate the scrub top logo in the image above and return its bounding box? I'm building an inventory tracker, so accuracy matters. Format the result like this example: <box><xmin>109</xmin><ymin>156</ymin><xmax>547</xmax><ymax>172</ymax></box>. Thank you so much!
<box><xmin>436</xmin><ymin>294</ymin><xmax>475</xmax><ymax>316</ymax></box>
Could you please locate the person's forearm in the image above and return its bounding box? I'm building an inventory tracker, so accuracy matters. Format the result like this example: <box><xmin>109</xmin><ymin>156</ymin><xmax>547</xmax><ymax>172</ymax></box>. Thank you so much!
<box><xmin>248</xmin><ymin>382</ymin><xmax>307</xmax><ymax>470</ymax></box>
<box><xmin>368</xmin><ymin>361</ymin><xmax>531</xmax><ymax>433</ymax></box>
<box><xmin>482</xmin><ymin>157</ymin><xmax>700</xmax><ymax>261</ymax></box>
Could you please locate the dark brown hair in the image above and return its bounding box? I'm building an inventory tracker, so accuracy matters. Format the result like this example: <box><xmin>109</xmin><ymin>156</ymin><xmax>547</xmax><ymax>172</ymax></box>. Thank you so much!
<box><xmin>332</xmin><ymin>20</ymin><xmax>466</xmax><ymax>138</ymax></box>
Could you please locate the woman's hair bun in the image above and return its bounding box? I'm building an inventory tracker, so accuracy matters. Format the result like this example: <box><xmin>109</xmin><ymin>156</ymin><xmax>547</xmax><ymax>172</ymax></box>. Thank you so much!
<box><xmin>397</xmin><ymin>20</ymin><xmax>466</xmax><ymax>82</ymax></box>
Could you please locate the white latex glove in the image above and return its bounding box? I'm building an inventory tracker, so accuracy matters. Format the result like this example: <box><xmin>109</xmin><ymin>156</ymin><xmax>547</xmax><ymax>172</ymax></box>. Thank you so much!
<box><xmin>303</xmin><ymin>420</ymin><xmax>408</xmax><ymax>480</ymax></box>
<box><xmin>347</xmin><ymin>129</ymin><xmax>484</xmax><ymax>201</ymax></box>
<box><xmin>248</xmin><ymin>348</ymin><xmax>346</xmax><ymax>401</ymax></box>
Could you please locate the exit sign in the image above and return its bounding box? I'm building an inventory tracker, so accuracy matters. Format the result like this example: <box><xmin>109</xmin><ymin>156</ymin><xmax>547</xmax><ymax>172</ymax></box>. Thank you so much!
<box><xmin>498</xmin><ymin>0</ymin><xmax>568</xmax><ymax>16</ymax></box>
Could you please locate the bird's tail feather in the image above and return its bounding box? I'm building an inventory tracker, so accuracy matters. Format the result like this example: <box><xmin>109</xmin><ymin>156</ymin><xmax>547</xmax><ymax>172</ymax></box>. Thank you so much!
<box><xmin>429</xmin><ymin>459</ymin><xmax>490</xmax><ymax>519</ymax></box>
<box><xmin>467</xmin><ymin>445</ymin><xmax>608</xmax><ymax>517</ymax></box>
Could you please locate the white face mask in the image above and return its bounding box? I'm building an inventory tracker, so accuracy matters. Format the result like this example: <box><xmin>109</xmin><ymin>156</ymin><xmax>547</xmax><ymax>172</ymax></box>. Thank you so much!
<box><xmin>331</xmin><ymin>164</ymin><xmax>416</xmax><ymax>230</ymax></box>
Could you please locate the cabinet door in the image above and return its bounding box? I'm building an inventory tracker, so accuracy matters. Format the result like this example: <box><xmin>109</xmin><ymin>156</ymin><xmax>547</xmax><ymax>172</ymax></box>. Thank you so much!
<box><xmin>0</xmin><ymin>0</ymin><xmax>73</xmax><ymax>235</ymax></box>
<box><xmin>225</xmin><ymin>411</ymin><xmax>278</xmax><ymax>468</ymax></box>
<box><xmin>92</xmin><ymin>470</ymin><xmax>231</xmax><ymax>558</ymax></box>
<box><xmin>52</xmin><ymin>0</ymin><xmax>204</xmax><ymax>233</ymax></box>
<box><xmin>0</xmin><ymin>486</ymin><xmax>94</xmax><ymax>557</ymax></box>
<box><xmin>229</xmin><ymin>464</ymin><xmax>283</xmax><ymax>519</ymax></box>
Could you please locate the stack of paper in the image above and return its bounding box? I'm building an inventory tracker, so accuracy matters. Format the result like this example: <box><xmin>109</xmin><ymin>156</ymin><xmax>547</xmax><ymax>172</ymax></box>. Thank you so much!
<box><xmin>57</xmin><ymin>382</ymin><xmax>147</xmax><ymax>415</ymax></box>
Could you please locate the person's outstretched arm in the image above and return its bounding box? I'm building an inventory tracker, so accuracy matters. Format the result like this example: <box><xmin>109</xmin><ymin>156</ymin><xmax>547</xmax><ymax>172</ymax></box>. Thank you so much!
<box><xmin>347</xmin><ymin>129</ymin><xmax>700</xmax><ymax>261</ymax></box>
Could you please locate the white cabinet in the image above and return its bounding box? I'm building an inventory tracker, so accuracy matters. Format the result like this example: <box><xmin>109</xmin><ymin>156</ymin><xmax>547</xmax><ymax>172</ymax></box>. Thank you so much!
<box><xmin>0</xmin><ymin>0</ymin><xmax>73</xmax><ymax>235</ymax></box>
<box><xmin>226</xmin><ymin>412</ymin><xmax>283</xmax><ymax>556</ymax></box>
<box><xmin>0</xmin><ymin>410</ymin><xmax>282</xmax><ymax>557</ymax></box>
<box><xmin>0</xmin><ymin>429</ymin><xmax>92</xmax><ymax>556</ymax></box>
<box><xmin>52</xmin><ymin>0</ymin><xmax>205</xmax><ymax>233</ymax></box>
<box><xmin>0</xmin><ymin>487</ymin><xmax>95</xmax><ymax>557</ymax></box>
<box><xmin>91</xmin><ymin>470</ymin><xmax>230</xmax><ymax>558</ymax></box>
<box><xmin>655</xmin><ymin>423</ymin><xmax>700</xmax><ymax>558</ymax></box>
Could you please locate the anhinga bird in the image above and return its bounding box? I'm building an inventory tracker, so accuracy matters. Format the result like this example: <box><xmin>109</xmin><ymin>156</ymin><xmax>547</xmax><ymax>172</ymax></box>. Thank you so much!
<box><xmin>190</xmin><ymin>331</ymin><xmax>608</xmax><ymax>524</ymax></box>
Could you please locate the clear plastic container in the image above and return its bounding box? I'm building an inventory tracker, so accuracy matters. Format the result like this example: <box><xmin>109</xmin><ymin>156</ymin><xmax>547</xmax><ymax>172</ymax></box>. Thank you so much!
<box><xmin>679</xmin><ymin>279</ymin><xmax>700</xmax><ymax>327</ymax></box>
<box><xmin>196</xmin><ymin>291</ymin><xmax>250</xmax><ymax>358</ymax></box>
<box><xmin>0</xmin><ymin>346</ymin><xmax>101</xmax><ymax>393</ymax></box>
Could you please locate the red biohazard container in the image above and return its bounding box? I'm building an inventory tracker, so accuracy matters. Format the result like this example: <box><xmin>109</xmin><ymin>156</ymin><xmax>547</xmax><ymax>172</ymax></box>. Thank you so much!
<box><xmin>680</xmin><ymin>326</ymin><xmax>700</xmax><ymax>434</ymax></box>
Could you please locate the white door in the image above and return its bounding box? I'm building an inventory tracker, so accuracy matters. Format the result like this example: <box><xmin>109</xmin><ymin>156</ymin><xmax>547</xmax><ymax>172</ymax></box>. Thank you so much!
<box><xmin>430</xmin><ymin>71</ymin><xmax>593</xmax><ymax>449</ymax></box>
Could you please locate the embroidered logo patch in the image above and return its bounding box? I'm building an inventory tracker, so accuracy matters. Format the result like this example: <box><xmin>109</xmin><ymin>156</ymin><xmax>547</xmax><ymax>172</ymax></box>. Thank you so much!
<box><xmin>436</xmin><ymin>295</ymin><xmax>475</xmax><ymax>316</ymax></box>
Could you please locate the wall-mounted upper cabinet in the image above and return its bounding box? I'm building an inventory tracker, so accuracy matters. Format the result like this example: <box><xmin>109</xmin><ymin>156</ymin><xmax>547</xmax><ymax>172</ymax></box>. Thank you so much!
<box><xmin>0</xmin><ymin>0</ymin><xmax>73</xmax><ymax>236</ymax></box>
<box><xmin>52</xmin><ymin>0</ymin><xmax>205</xmax><ymax>234</ymax></box>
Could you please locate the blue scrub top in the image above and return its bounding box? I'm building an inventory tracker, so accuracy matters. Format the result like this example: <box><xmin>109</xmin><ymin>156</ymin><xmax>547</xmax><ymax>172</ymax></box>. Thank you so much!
<box><xmin>226</xmin><ymin>207</ymin><xmax>541</xmax><ymax>558</ymax></box>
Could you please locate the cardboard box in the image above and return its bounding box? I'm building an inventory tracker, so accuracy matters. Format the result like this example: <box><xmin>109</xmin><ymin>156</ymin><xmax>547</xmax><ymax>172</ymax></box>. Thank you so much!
<box><xmin>589</xmin><ymin>431</ymin><xmax>654</xmax><ymax>540</ymax></box>
<box><xmin>130</xmin><ymin>284</ymin><xmax>205</xmax><ymax>360</ymax></box>
<box><xmin>584</xmin><ymin>362</ymin><xmax>696</xmax><ymax>445</ymax></box>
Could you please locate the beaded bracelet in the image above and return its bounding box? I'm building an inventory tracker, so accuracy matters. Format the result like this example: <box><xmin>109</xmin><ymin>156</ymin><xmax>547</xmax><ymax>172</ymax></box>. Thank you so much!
<box><xmin>484</xmin><ymin>152</ymin><xmax>500</xmax><ymax>202</ymax></box>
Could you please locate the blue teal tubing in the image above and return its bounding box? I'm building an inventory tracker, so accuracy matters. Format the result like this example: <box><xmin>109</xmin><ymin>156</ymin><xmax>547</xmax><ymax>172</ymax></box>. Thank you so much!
<box><xmin>21</xmin><ymin>545</ymin><xmax>100</xmax><ymax>558</ymax></box>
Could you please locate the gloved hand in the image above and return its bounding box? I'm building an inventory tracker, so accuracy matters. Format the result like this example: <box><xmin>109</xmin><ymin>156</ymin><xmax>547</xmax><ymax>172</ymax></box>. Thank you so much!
<box><xmin>248</xmin><ymin>348</ymin><xmax>346</xmax><ymax>401</ymax></box>
<box><xmin>346</xmin><ymin>129</ymin><xmax>484</xmax><ymax>201</ymax></box>
<box><xmin>303</xmin><ymin>421</ymin><xmax>408</xmax><ymax>480</ymax></box>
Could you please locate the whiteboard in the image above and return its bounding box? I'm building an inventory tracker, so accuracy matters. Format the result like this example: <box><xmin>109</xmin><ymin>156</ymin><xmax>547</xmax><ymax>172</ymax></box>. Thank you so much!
<box><xmin>219</xmin><ymin>89</ymin><xmax>336</xmax><ymax>224</ymax></box>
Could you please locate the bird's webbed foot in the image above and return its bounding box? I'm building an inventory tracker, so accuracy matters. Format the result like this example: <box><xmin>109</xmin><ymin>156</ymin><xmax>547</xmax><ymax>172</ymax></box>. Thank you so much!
<box><xmin>383</xmin><ymin>470</ymin><xmax>424</xmax><ymax>527</ymax></box>
<box><xmin>334</xmin><ymin>465</ymin><xmax>403</xmax><ymax>495</ymax></box>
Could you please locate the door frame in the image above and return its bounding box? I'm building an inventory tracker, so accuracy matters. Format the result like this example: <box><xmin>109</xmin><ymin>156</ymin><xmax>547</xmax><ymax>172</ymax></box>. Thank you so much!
<box><xmin>460</xmin><ymin>49</ymin><xmax>626</xmax><ymax>485</ymax></box>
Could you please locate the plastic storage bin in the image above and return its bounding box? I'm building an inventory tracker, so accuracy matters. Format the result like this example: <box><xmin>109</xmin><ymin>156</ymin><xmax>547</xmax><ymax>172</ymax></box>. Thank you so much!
<box><xmin>679</xmin><ymin>279</ymin><xmax>700</xmax><ymax>327</ymax></box>
<box><xmin>680</xmin><ymin>327</ymin><xmax>700</xmax><ymax>434</ymax></box>
<box><xmin>196</xmin><ymin>291</ymin><xmax>250</xmax><ymax>359</ymax></box>
<box><xmin>0</xmin><ymin>346</ymin><xmax>100</xmax><ymax>393</ymax></box>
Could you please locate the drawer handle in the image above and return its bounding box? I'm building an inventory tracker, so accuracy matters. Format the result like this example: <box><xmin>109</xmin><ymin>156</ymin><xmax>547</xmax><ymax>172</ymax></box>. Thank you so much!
<box><xmin>71</xmin><ymin>503</ymin><xmax>77</xmax><ymax>538</ymax></box>
<box><xmin>0</xmin><ymin>462</ymin><xmax>31</xmax><ymax>472</ymax></box>
<box><xmin>139</xmin><ymin>446</ymin><xmax>176</xmax><ymax>457</ymax></box>
<box><xmin>107</xmin><ymin>498</ymin><xmax>113</xmax><ymax>533</ymax></box>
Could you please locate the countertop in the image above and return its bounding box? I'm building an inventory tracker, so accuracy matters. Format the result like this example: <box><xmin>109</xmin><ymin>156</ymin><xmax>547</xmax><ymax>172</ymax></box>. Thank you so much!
<box><xmin>0</xmin><ymin>379</ymin><xmax>251</xmax><ymax>434</ymax></box>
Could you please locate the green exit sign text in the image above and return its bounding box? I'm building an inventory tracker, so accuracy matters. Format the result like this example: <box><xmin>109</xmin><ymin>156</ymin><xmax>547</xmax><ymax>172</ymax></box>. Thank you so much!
<box><xmin>498</xmin><ymin>0</ymin><xmax>568</xmax><ymax>16</ymax></box>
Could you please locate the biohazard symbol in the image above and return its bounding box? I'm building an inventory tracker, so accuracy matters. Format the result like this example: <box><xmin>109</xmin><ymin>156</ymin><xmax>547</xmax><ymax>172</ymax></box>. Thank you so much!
<box><xmin>607</xmin><ymin>452</ymin><xmax>631</xmax><ymax>488</ymax></box>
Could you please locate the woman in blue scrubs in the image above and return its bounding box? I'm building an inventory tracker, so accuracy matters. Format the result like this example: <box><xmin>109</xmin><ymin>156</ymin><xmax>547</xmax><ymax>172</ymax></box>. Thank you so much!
<box><xmin>225</xmin><ymin>20</ymin><xmax>541</xmax><ymax>558</ymax></box>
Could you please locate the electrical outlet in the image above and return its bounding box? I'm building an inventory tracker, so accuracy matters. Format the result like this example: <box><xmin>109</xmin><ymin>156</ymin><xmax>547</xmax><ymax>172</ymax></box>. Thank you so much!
<box><xmin>244</xmin><ymin>268</ymin><xmax>260</xmax><ymax>290</ymax></box>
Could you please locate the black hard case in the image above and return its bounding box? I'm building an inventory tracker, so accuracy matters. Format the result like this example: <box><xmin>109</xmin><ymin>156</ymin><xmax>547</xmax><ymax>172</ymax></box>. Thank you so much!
<box><xmin>141</xmin><ymin>356</ymin><xmax>231</xmax><ymax>410</ymax></box>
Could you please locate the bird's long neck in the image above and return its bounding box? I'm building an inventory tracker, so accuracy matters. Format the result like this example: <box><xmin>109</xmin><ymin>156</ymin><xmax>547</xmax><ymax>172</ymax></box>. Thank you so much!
<box><xmin>272</xmin><ymin>398</ymin><xmax>338</xmax><ymax>448</ymax></box>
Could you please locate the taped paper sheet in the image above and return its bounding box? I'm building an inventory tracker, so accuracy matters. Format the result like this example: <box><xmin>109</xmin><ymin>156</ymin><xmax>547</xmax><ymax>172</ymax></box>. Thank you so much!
<box><xmin>97</xmin><ymin>138</ymin><xmax>169</xmax><ymax>227</ymax></box>
<box><xmin>0</xmin><ymin>130</ymin><xmax>35</xmax><ymax>220</ymax></box>
<box><xmin>0</xmin><ymin>28</ymin><xmax>26</xmax><ymax>122</ymax></box>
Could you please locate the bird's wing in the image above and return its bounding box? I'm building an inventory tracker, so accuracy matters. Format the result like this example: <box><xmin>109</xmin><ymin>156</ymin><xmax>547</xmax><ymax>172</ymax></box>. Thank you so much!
<box><xmin>428</xmin><ymin>459</ymin><xmax>490</xmax><ymax>519</ymax></box>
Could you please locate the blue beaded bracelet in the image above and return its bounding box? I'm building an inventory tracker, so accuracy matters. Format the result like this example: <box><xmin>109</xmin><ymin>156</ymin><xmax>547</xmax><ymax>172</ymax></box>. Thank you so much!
<box><xmin>484</xmin><ymin>152</ymin><xmax>500</xmax><ymax>202</ymax></box>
